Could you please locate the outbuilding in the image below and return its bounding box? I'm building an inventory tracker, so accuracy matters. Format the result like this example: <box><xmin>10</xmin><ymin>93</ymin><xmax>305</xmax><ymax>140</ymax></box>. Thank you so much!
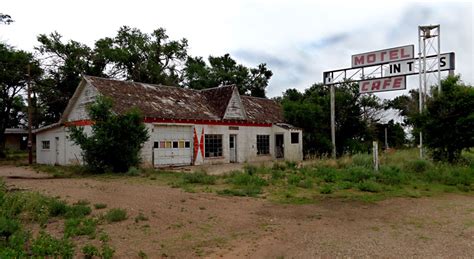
<box><xmin>35</xmin><ymin>76</ymin><xmax>303</xmax><ymax>167</ymax></box>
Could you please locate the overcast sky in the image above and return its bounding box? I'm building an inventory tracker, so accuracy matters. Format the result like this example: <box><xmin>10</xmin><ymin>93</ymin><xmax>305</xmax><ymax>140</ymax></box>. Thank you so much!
<box><xmin>1</xmin><ymin>0</ymin><xmax>472</xmax><ymax>98</ymax></box>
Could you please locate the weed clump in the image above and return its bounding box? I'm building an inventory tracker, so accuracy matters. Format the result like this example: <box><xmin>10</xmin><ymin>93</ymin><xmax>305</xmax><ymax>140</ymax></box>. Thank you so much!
<box><xmin>105</xmin><ymin>208</ymin><xmax>128</xmax><ymax>223</ymax></box>
<box><xmin>182</xmin><ymin>171</ymin><xmax>216</xmax><ymax>185</ymax></box>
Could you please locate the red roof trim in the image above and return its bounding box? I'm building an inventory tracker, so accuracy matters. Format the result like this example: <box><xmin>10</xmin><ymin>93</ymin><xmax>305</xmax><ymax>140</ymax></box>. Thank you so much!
<box><xmin>64</xmin><ymin>118</ymin><xmax>272</xmax><ymax>127</ymax></box>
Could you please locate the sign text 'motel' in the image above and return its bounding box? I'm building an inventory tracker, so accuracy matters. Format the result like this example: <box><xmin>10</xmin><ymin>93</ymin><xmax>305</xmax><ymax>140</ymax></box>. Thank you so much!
<box><xmin>352</xmin><ymin>45</ymin><xmax>414</xmax><ymax>68</ymax></box>
<box><xmin>359</xmin><ymin>76</ymin><xmax>406</xmax><ymax>94</ymax></box>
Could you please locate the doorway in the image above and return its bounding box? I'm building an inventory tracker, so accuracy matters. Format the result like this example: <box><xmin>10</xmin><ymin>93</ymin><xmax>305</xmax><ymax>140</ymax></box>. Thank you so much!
<box><xmin>275</xmin><ymin>134</ymin><xmax>284</xmax><ymax>159</ymax></box>
<box><xmin>229</xmin><ymin>135</ymin><xmax>237</xmax><ymax>163</ymax></box>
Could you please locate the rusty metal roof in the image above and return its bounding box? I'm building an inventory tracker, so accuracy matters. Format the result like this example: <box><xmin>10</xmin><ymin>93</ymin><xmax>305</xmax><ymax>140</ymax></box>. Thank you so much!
<box><xmin>83</xmin><ymin>76</ymin><xmax>284</xmax><ymax>124</ymax></box>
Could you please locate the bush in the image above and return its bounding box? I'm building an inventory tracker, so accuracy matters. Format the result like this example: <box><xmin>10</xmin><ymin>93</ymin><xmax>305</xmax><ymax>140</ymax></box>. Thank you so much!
<box><xmin>287</xmin><ymin>174</ymin><xmax>303</xmax><ymax>185</ymax></box>
<box><xmin>105</xmin><ymin>208</ymin><xmax>127</xmax><ymax>223</ymax></box>
<box><xmin>243</xmin><ymin>164</ymin><xmax>258</xmax><ymax>175</ymax></box>
<box><xmin>315</xmin><ymin>167</ymin><xmax>339</xmax><ymax>183</ymax></box>
<box><xmin>183</xmin><ymin>171</ymin><xmax>216</xmax><ymax>185</ymax></box>
<box><xmin>94</xmin><ymin>203</ymin><xmax>107</xmax><ymax>209</ymax></box>
<box><xmin>49</xmin><ymin>199</ymin><xmax>68</xmax><ymax>217</ymax></box>
<box><xmin>227</xmin><ymin>172</ymin><xmax>268</xmax><ymax>187</ymax></box>
<box><xmin>31</xmin><ymin>231</ymin><xmax>75</xmax><ymax>258</ymax></box>
<box><xmin>0</xmin><ymin>217</ymin><xmax>20</xmax><ymax>239</ymax></box>
<box><xmin>405</xmin><ymin>159</ymin><xmax>431</xmax><ymax>173</ymax></box>
<box><xmin>376</xmin><ymin>166</ymin><xmax>408</xmax><ymax>185</ymax></box>
<box><xmin>64</xmin><ymin>218</ymin><xmax>97</xmax><ymax>238</ymax></box>
<box><xmin>319</xmin><ymin>185</ymin><xmax>333</xmax><ymax>194</ymax></box>
<box><xmin>357</xmin><ymin>180</ymin><xmax>382</xmax><ymax>193</ymax></box>
<box><xmin>68</xmin><ymin>96</ymin><xmax>150</xmax><ymax>173</ymax></box>
<box><xmin>344</xmin><ymin>166</ymin><xmax>374</xmax><ymax>183</ymax></box>
<box><xmin>82</xmin><ymin>244</ymin><xmax>99</xmax><ymax>259</ymax></box>
<box><xmin>126</xmin><ymin>167</ymin><xmax>141</xmax><ymax>176</ymax></box>
<box><xmin>352</xmin><ymin>153</ymin><xmax>372</xmax><ymax>168</ymax></box>
<box><xmin>64</xmin><ymin>204</ymin><xmax>92</xmax><ymax>219</ymax></box>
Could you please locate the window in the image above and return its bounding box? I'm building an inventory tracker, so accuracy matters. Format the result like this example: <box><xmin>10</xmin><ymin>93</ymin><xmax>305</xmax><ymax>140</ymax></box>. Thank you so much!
<box><xmin>154</xmin><ymin>142</ymin><xmax>159</xmax><ymax>148</ymax></box>
<box><xmin>173</xmin><ymin>141</ymin><xmax>179</xmax><ymax>148</ymax></box>
<box><xmin>185</xmin><ymin>141</ymin><xmax>190</xmax><ymax>148</ymax></box>
<box><xmin>257</xmin><ymin>135</ymin><xmax>270</xmax><ymax>155</ymax></box>
<box><xmin>178</xmin><ymin>140</ymin><xmax>185</xmax><ymax>148</ymax></box>
<box><xmin>42</xmin><ymin>140</ymin><xmax>50</xmax><ymax>150</ymax></box>
<box><xmin>291</xmin><ymin>132</ymin><xmax>299</xmax><ymax>144</ymax></box>
<box><xmin>205</xmin><ymin>134</ymin><xmax>222</xmax><ymax>157</ymax></box>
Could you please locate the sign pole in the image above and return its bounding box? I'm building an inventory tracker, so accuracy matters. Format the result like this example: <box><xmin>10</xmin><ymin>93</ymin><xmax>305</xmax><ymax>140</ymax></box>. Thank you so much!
<box><xmin>418</xmin><ymin>26</ymin><xmax>424</xmax><ymax>159</ymax></box>
<box><xmin>330</xmin><ymin>84</ymin><xmax>336</xmax><ymax>159</ymax></box>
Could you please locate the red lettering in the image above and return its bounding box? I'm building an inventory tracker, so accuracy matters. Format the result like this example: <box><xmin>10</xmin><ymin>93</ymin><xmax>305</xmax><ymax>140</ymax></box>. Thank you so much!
<box><xmin>372</xmin><ymin>81</ymin><xmax>381</xmax><ymax>90</ymax></box>
<box><xmin>380</xmin><ymin>51</ymin><xmax>387</xmax><ymax>61</ymax></box>
<box><xmin>393</xmin><ymin>77</ymin><xmax>403</xmax><ymax>88</ymax></box>
<box><xmin>400</xmin><ymin>48</ymin><xmax>410</xmax><ymax>58</ymax></box>
<box><xmin>389</xmin><ymin>50</ymin><xmax>398</xmax><ymax>60</ymax></box>
<box><xmin>383</xmin><ymin>79</ymin><xmax>391</xmax><ymax>89</ymax></box>
<box><xmin>354</xmin><ymin>55</ymin><xmax>364</xmax><ymax>65</ymax></box>
<box><xmin>361</xmin><ymin>82</ymin><xmax>369</xmax><ymax>92</ymax></box>
<box><xmin>367</xmin><ymin>54</ymin><xmax>376</xmax><ymax>63</ymax></box>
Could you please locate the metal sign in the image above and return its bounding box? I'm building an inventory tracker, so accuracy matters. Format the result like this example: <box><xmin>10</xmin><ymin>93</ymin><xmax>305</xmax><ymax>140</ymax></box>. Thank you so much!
<box><xmin>384</xmin><ymin>52</ymin><xmax>455</xmax><ymax>76</ymax></box>
<box><xmin>359</xmin><ymin>76</ymin><xmax>406</xmax><ymax>94</ymax></box>
<box><xmin>352</xmin><ymin>45</ymin><xmax>414</xmax><ymax>68</ymax></box>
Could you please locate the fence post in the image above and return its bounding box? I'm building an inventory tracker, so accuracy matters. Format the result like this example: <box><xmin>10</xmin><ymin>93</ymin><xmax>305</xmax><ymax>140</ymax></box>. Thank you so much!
<box><xmin>373</xmin><ymin>141</ymin><xmax>379</xmax><ymax>172</ymax></box>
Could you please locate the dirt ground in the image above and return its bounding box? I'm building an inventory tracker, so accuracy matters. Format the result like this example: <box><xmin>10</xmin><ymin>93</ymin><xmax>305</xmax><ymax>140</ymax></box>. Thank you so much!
<box><xmin>1</xmin><ymin>165</ymin><xmax>473</xmax><ymax>258</ymax></box>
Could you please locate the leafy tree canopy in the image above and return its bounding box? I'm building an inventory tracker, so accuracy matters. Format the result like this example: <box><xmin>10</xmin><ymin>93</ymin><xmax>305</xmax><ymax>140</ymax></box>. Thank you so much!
<box><xmin>184</xmin><ymin>54</ymin><xmax>272</xmax><ymax>97</ymax></box>
<box><xmin>68</xmin><ymin>97</ymin><xmax>149</xmax><ymax>173</ymax></box>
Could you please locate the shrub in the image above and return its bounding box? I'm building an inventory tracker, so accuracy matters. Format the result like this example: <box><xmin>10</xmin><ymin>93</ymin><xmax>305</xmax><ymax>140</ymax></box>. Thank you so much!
<box><xmin>64</xmin><ymin>204</ymin><xmax>92</xmax><ymax>219</ymax></box>
<box><xmin>183</xmin><ymin>171</ymin><xmax>216</xmax><ymax>185</ymax></box>
<box><xmin>94</xmin><ymin>203</ymin><xmax>107</xmax><ymax>209</ymax></box>
<box><xmin>68</xmin><ymin>96</ymin><xmax>150</xmax><ymax>173</ymax></box>
<box><xmin>357</xmin><ymin>180</ymin><xmax>382</xmax><ymax>193</ymax></box>
<box><xmin>105</xmin><ymin>208</ymin><xmax>127</xmax><ymax>223</ymax></box>
<box><xmin>134</xmin><ymin>212</ymin><xmax>148</xmax><ymax>223</ymax></box>
<box><xmin>100</xmin><ymin>243</ymin><xmax>115</xmax><ymax>259</ymax></box>
<box><xmin>297</xmin><ymin>178</ymin><xmax>313</xmax><ymax>189</ymax></box>
<box><xmin>49</xmin><ymin>199</ymin><xmax>68</xmax><ymax>217</ymax></box>
<box><xmin>405</xmin><ymin>159</ymin><xmax>431</xmax><ymax>173</ymax></box>
<box><xmin>352</xmin><ymin>153</ymin><xmax>372</xmax><ymax>168</ymax></box>
<box><xmin>376</xmin><ymin>166</ymin><xmax>408</xmax><ymax>185</ymax></box>
<box><xmin>82</xmin><ymin>244</ymin><xmax>99</xmax><ymax>259</ymax></box>
<box><xmin>0</xmin><ymin>216</ymin><xmax>20</xmax><ymax>239</ymax></box>
<box><xmin>319</xmin><ymin>185</ymin><xmax>333</xmax><ymax>194</ymax></box>
<box><xmin>64</xmin><ymin>218</ymin><xmax>97</xmax><ymax>238</ymax></box>
<box><xmin>217</xmin><ymin>187</ymin><xmax>262</xmax><ymax>197</ymax></box>
<box><xmin>272</xmin><ymin>162</ymin><xmax>286</xmax><ymax>171</ymax></box>
<box><xmin>126</xmin><ymin>166</ymin><xmax>141</xmax><ymax>176</ymax></box>
<box><xmin>244</xmin><ymin>164</ymin><xmax>258</xmax><ymax>175</ymax></box>
<box><xmin>271</xmin><ymin>169</ymin><xmax>285</xmax><ymax>180</ymax></box>
<box><xmin>344</xmin><ymin>166</ymin><xmax>374</xmax><ymax>183</ymax></box>
<box><xmin>285</xmin><ymin>161</ymin><xmax>297</xmax><ymax>169</ymax></box>
<box><xmin>287</xmin><ymin>174</ymin><xmax>303</xmax><ymax>185</ymax></box>
<box><xmin>227</xmin><ymin>172</ymin><xmax>268</xmax><ymax>187</ymax></box>
<box><xmin>31</xmin><ymin>231</ymin><xmax>74</xmax><ymax>258</ymax></box>
<box><xmin>315</xmin><ymin>167</ymin><xmax>339</xmax><ymax>183</ymax></box>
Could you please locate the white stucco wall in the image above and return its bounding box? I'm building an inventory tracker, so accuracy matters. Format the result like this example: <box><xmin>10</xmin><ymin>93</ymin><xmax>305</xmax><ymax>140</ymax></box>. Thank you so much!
<box><xmin>67</xmin><ymin>83</ymin><xmax>98</xmax><ymax>122</ymax></box>
<box><xmin>36</xmin><ymin>126</ymin><xmax>90</xmax><ymax>165</ymax></box>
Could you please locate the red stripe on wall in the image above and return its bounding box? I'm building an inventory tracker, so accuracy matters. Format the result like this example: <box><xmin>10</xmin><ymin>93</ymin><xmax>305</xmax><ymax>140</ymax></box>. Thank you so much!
<box><xmin>65</xmin><ymin>118</ymin><xmax>273</xmax><ymax>127</ymax></box>
<box><xmin>143</xmin><ymin>118</ymin><xmax>272</xmax><ymax>127</ymax></box>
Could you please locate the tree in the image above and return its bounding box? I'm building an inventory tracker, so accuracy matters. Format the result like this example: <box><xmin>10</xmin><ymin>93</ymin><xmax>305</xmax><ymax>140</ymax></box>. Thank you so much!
<box><xmin>375</xmin><ymin>120</ymin><xmax>406</xmax><ymax>149</ymax></box>
<box><xmin>415</xmin><ymin>76</ymin><xmax>474</xmax><ymax>162</ymax></box>
<box><xmin>95</xmin><ymin>26</ymin><xmax>188</xmax><ymax>86</ymax></box>
<box><xmin>0</xmin><ymin>43</ymin><xmax>41</xmax><ymax>157</ymax></box>
<box><xmin>35</xmin><ymin>32</ymin><xmax>102</xmax><ymax>124</ymax></box>
<box><xmin>184</xmin><ymin>54</ymin><xmax>272</xmax><ymax>97</ymax></box>
<box><xmin>35</xmin><ymin>26</ymin><xmax>189</xmax><ymax>125</ymax></box>
<box><xmin>68</xmin><ymin>97</ymin><xmax>149</xmax><ymax>173</ymax></box>
<box><xmin>281</xmin><ymin>82</ymin><xmax>379</xmax><ymax>156</ymax></box>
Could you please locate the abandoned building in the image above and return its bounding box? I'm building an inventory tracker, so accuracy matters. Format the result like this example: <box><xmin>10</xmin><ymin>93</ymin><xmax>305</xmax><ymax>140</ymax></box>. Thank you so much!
<box><xmin>35</xmin><ymin>76</ymin><xmax>303</xmax><ymax>167</ymax></box>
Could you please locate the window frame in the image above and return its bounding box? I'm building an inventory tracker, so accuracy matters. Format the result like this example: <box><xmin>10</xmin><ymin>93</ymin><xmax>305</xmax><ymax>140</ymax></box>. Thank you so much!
<box><xmin>256</xmin><ymin>135</ymin><xmax>270</xmax><ymax>155</ymax></box>
<box><xmin>291</xmin><ymin>132</ymin><xmax>299</xmax><ymax>144</ymax></box>
<box><xmin>204</xmin><ymin>134</ymin><xmax>223</xmax><ymax>158</ymax></box>
<box><xmin>42</xmin><ymin>140</ymin><xmax>50</xmax><ymax>150</ymax></box>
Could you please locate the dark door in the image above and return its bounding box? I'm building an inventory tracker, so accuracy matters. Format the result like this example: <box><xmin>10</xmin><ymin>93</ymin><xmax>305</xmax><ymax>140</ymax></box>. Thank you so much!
<box><xmin>275</xmin><ymin>134</ymin><xmax>284</xmax><ymax>159</ymax></box>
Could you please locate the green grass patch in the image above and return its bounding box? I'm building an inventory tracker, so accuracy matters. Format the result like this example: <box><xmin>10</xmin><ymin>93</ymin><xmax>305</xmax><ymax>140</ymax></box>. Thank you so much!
<box><xmin>105</xmin><ymin>208</ymin><xmax>127</xmax><ymax>223</ymax></box>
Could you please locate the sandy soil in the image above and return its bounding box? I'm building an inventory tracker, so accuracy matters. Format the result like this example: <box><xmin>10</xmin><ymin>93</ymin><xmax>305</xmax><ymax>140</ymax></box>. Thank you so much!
<box><xmin>0</xmin><ymin>165</ymin><xmax>473</xmax><ymax>258</ymax></box>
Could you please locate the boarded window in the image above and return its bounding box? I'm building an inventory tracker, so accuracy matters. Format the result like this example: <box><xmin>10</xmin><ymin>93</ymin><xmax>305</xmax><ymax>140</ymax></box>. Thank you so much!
<box><xmin>257</xmin><ymin>135</ymin><xmax>270</xmax><ymax>155</ymax></box>
<box><xmin>291</xmin><ymin>132</ymin><xmax>299</xmax><ymax>144</ymax></box>
<box><xmin>205</xmin><ymin>135</ymin><xmax>222</xmax><ymax>157</ymax></box>
<box><xmin>159</xmin><ymin>141</ymin><xmax>166</xmax><ymax>148</ymax></box>
<box><xmin>42</xmin><ymin>141</ymin><xmax>50</xmax><ymax>150</ymax></box>
<box><xmin>178</xmin><ymin>140</ymin><xmax>185</xmax><ymax>148</ymax></box>
<box><xmin>165</xmin><ymin>141</ymin><xmax>172</xmax><ymax>148</ymax></box>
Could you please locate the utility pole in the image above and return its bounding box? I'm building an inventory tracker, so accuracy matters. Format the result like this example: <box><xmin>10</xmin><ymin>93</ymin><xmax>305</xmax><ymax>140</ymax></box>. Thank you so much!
<box><xmin>27</xmin><ymin>65</ymin><xmax>33</xmax><ymax>164</ymax></box>
<box><xmin>330</xmin><ymin>84</ymin><xmax>336</xmax><ymax>159</ymax></box>
<box><xmin>384</xmin><ymin>126</ymin><xmax>388</xmax><ymax>150</ymax></box>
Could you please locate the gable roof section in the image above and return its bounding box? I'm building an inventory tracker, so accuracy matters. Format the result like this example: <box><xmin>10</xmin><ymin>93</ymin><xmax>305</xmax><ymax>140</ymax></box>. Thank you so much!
<box><xmin>73</xmin><ymin>76</ymin><xmax>284</xmax><ymax>124</ymax></box>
